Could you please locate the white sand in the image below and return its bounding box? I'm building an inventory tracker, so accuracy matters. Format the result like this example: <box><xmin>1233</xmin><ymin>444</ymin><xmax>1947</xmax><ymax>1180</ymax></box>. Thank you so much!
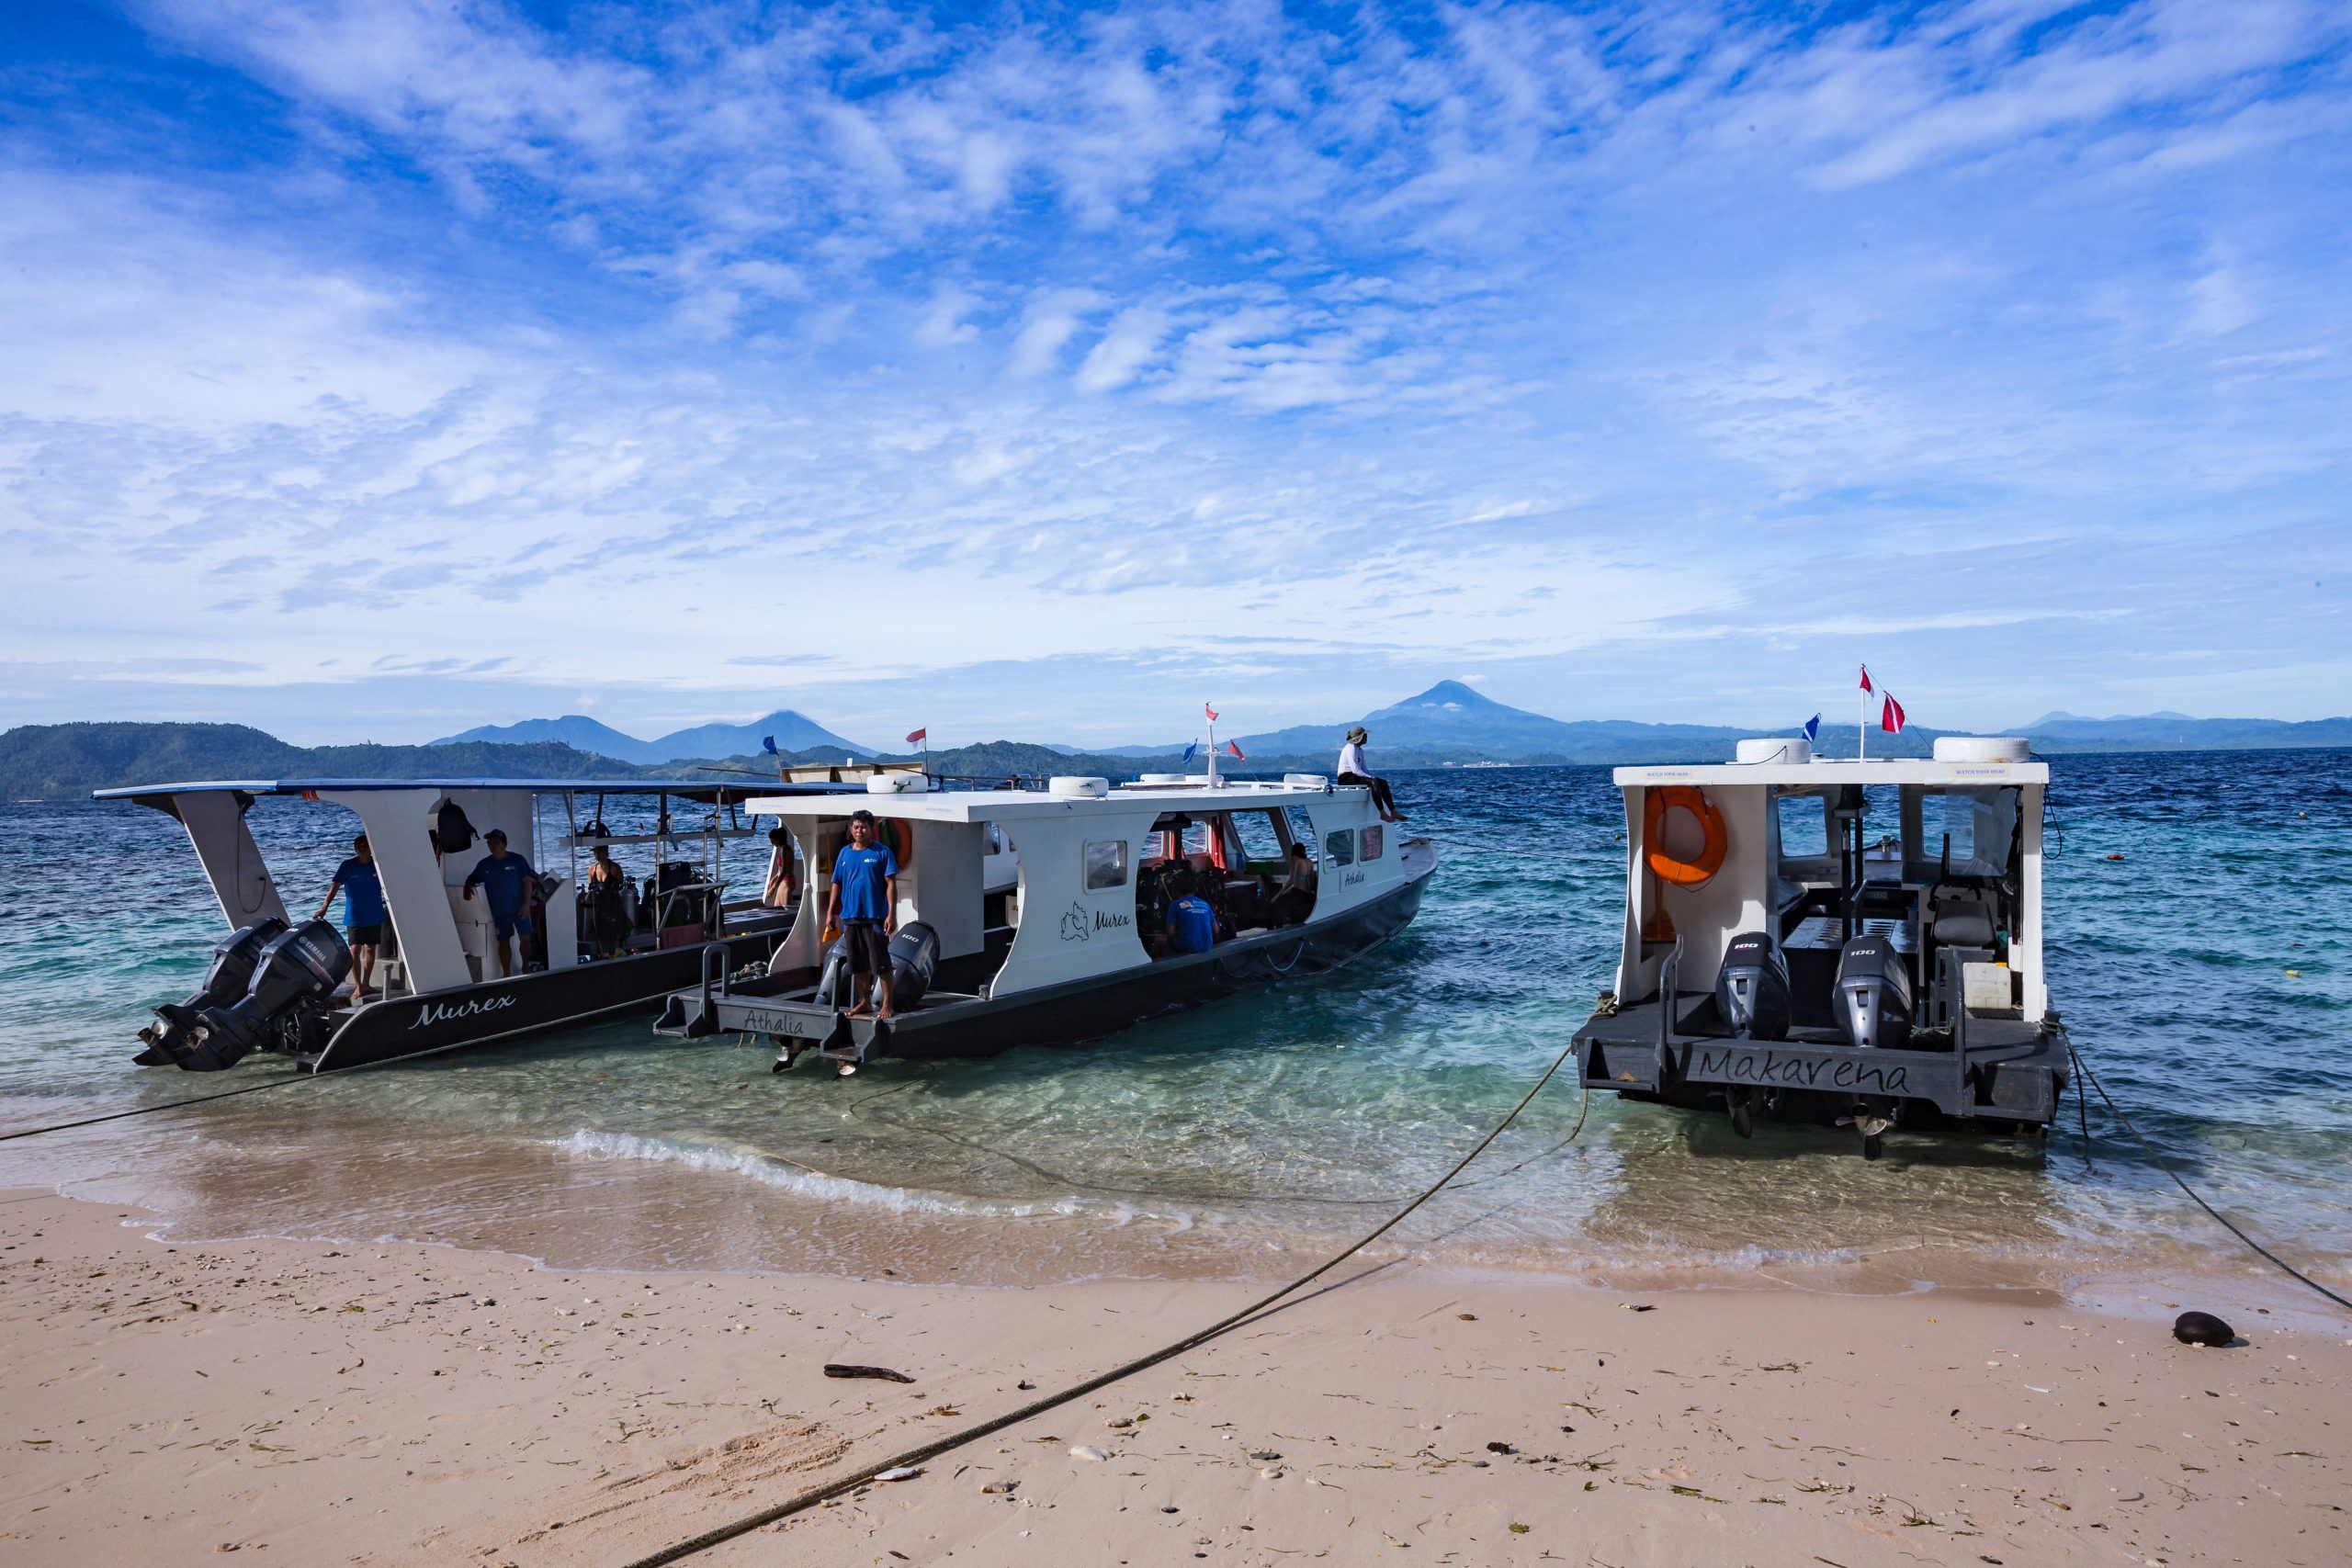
<box><xmin>2</xmin><ymin>1189</ymin><xmax>2346</xmax><ymax>1566</ymax></box>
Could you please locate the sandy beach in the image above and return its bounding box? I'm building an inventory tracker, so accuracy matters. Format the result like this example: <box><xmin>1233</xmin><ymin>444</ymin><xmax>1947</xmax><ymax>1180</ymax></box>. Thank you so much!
<box><xmin>3</xmin><ymin>1188</ymin><xmax>2346</xmax><ymax>1567</ymax></box>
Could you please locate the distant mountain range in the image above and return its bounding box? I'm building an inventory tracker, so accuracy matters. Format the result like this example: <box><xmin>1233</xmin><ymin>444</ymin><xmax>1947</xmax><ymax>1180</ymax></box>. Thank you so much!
<box><xmin>8</xmin><ymin>682</ymin><xmax>2351</xmax><ymax>801</ymax></box>
<box><xmin>432</xmin><ymin>709</ymin><xmax>872</xmax><ymax>764</ymax></box>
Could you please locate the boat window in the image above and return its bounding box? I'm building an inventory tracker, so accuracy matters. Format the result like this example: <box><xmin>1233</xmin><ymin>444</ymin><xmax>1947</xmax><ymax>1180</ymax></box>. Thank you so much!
<box><xmin>1325</xmin><ymin>829</ymin><xmax>1354</xmax><ymax>867</ymax></box>
<box><xmin>1775</xmin><ymin>792</ymin><xmax>1830</xmax><ymax>858</ymax></box>
<box><xmin>1359</xmin><ymin>825</ymin><xmax>1385</xmax><ymax>862</ymax></box>
<box><xmin>1083</xmin><ymin>839</ymin><xmax>1128</xmax><ymax>891</ymax></box>
<box><xmin>1283</xmin><ymin>805</ymin><xmax>1315</xmax><ymax>850</ymax></box>
<box><xmin>1921</xmin><ymin>787</ymin><xmax>2017</xmax><ymax>879</ymax></box>
<box><xmin>1232</xmin><ymin>809</ymin><xmax>1283</xmax><ymax>863</ymax></box>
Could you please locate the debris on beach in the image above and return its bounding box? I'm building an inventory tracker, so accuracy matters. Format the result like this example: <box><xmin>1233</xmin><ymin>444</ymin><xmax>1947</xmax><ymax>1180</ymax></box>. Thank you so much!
<box><xmin>874</xmin><ymin>1466</ymin><xmax>923</xmax><ymax>1483</ymax></box>
<box><xmin>1069</xmin><ymin>1445</ymin><xmax>1110</xmax><ymax>1462</ymax></box>
<box><xmin>823</xmin><ymin>1363</ymin><xmax>917</xmax><ymax>1382</ymax></box>
<box><xmin>2173</xmin><ymin>1311</ymin><xmax>2233</xmax><ymax>1348</ymax></box>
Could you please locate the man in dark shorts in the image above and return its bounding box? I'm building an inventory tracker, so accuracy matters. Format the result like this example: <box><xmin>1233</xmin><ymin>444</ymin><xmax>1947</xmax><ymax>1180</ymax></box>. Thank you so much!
<box><xmin>826</xmin><ymin>809</ymin><xmax>900</xmax><ymax>1020</ymax></box>
<box><xmin>462</xmin><ymin>829</ymin><xmax>540</xmax><ymax>977</ymax></box>
<box><xmin>315</xmin><ymin>832</ymin><xmax>386</xmax><ymax>998</ymax></box>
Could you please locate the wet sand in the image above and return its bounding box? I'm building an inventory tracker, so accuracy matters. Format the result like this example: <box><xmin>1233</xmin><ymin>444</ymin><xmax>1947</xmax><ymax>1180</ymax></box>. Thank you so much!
<box><xmin>3</xmin><ymin>1188</ymin><xmax>2346</xmax><ymax>1567</ymax></box>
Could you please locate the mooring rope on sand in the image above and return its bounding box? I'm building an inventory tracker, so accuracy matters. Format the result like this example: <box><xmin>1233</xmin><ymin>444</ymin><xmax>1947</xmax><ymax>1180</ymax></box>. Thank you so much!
<box><xmin>2066</xmin><ymin>1037</ymin><xmax>2351</xmax><ymax>1314</ymax></box>
<box><xmin>616</xmin><ymin>1044</ymin><xmax>1591</xmax><ymax>1568</ymax></box>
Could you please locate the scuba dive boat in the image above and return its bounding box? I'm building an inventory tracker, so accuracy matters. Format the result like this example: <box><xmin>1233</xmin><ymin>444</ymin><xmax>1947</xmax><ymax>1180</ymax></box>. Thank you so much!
<box><xmin>97</xmin><ymin>768</ymin><xmax>917</xmax><ymax>1073</ymax></box>
<box><xmin>1568</xmin><ymin>736</ymin><xmax>2069</xmax><ymax>1157</ymax></box>
<box><xmin>656</xmin><ymin>770</ymin><xmax>1435</xmax><ymax>1071</ymax></box>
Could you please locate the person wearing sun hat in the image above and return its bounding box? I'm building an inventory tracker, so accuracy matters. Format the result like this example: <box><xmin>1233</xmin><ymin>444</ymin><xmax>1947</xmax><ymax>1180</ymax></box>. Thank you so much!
<box><xmin>1336</xmin><ymin>726</ymin><xmax>1404</xmax><ymax>823</ymax></box>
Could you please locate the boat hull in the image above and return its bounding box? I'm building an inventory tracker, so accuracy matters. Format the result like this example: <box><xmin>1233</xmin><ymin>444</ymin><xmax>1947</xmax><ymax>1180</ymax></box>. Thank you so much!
<box><xmin>305</xmin><ymin>930</ymin><xmax>784</xmax><ymax>1073</ymax></box>
<box><xmin>664</xmin><ymin>859</ymin><xmax>1432</xmax><ymax>1064</ymax></box>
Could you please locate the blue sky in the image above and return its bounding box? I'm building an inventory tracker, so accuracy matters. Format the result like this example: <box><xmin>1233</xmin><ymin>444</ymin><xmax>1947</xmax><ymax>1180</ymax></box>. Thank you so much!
<box><xmin>2</xmin><ymin>0</ymin><xmax>2346</xmax><ymax>747</ymax></box>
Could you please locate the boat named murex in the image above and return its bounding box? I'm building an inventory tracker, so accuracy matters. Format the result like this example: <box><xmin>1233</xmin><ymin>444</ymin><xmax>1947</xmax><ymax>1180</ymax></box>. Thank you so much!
<box><xmin>657</xmin><ymin>769</ymin><xmax>1436</xmax><ymax>1069</ymax></box>
<box><xmin>98</xmin><ymin>767</ymin><xmax>915</xmax><ymax>1072</ymax></box>
<box><xmin>1568</xmin><ymin>735</ymin><xmax>2069</xmax><ymax>1156</ymax></box>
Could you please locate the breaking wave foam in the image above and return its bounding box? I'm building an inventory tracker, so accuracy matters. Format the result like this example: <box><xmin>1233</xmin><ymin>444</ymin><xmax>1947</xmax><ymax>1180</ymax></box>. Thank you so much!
<box><xmin>550</xmin><ymin>1129</ymin><xmax>1196</xmax><ymax>1231</ymax></box>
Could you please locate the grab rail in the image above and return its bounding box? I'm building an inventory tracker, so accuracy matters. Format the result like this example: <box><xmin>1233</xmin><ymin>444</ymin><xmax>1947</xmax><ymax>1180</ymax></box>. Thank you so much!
<box><xmin>1654</xmin><ymin>932</ymin><xmax>1686</xmax><ymax>1086</ymax></box>
<box><xmin>695</xmin><ymin>942</ymin><xmax>733</xmax><ymax>1037</ymax></box>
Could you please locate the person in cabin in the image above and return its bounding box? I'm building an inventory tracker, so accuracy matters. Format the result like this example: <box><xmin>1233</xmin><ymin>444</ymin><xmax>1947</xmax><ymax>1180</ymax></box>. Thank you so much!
<box><xmin>1268</xmin><ymin>840</ymin><xmax>1318</xmax><ymax>926</ymax></box>
<box><xmin>461</xmin><ymin>829</ymin><xmax>540</xmax><ymax>978</ymax></box>
<box><xmin>582</xmin><ymin>839</ymin><xmax>631</xmax><ymax>957</ymax></box>
<box><xmin>314</xmin><ymin>833</ymin><xmax>386</xmax><ymax>998</ymax></box>
<box><xmin>763</xmin><ymin>826</ymin><xmax>798</xmax><ymax>908</ymax></box>
<box><xmin>1337</xmin><ymin>726</ymin><xmax>1404</xmax><ymax>823</ymax></box>
<box><xmin>826</xmin><ymin>809</ymin><xmax>900</xmax><ymax>1021</ymax></box>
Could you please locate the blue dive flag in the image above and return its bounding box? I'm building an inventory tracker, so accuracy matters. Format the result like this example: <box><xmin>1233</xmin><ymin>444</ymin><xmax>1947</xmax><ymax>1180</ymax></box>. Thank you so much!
<box><xmin>762</xmin><ymin>736</ymin><xmax>778</xmax><ymax>756</ymax></box>
<box><xmin>1802</xmin><ymin>714</ymin><xmax>1820</xmax><ymax>742</ymax></box>
<box><xmin>1182</xmin><ymin>740</ymin><xmax>1198</xmax><ymax>762</ymax></box>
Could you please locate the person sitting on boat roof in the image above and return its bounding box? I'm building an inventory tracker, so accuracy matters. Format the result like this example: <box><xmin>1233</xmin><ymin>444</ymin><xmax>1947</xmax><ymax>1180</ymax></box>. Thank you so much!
<box><xmin>827</xmin><ymin>809</ymin><xmax>899</xmax><ymax>1021</ymax></box>
<box><xmin>314</xmin><ymin>833</ymin><xmax>385</xmax><ymax>999</ymax></box>
<box><xmin>461</xmin><ymin>829</ymin><xmax>540</xmax><ymax>978</ymax></box>
<box><xmin>1337</xmin><ymin>727</ymin><xmax>1405</xmax><ymax>824</ymax></box>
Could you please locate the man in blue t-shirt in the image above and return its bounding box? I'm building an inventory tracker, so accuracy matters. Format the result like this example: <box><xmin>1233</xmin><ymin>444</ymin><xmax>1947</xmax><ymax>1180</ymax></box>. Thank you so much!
<box><xmin>315</xmin><ymin>833</ymin><xmax>387</xmax><ymax>998</ymax></box>
<box><xmin>825</xmin><ymin>809</ymin><xmax>900</xmax><ymax>1020</ymax></box>
<box><xmin>462</xmin><ymin>829</ymin><xmax>540</xmax><ymax>977</ymax></box>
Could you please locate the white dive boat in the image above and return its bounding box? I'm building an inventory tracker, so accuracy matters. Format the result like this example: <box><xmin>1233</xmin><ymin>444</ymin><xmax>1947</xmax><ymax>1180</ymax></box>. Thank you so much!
<box><xmin>657</xmin><ymin>772</ymin><xmax>1436</xmax><ymax>1070</ymax></box>
<box><xmin>96</xmin><ymin>768</ymin><xmax>918</xmax><ymax>1073</ymax></box>
<box><xmin>1568</xmin><ymin>736</ymin><xmax>2069</xmax><ymax>1157</ymax></box>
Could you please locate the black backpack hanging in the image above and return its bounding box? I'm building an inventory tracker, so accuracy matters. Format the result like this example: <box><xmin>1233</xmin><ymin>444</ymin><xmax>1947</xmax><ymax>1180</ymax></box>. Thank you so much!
<box><xmin>431</xmin><ymin>799</ymin><xmax>477</xmax><ymax>856</ymax></box>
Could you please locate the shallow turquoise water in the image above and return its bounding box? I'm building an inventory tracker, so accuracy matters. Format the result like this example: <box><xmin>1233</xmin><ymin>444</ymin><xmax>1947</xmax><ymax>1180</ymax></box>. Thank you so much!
<box><xmin>1</xmin><ymin>755</ymin><xmax>2346</xmax><ymax>1290</ymax></box>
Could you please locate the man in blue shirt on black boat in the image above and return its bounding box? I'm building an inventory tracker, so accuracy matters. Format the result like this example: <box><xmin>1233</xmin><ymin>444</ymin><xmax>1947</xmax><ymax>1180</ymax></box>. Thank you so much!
<box><xmin>315</xmin><ymin>833</ymin><xmax>386</xmax><ymax>999</ymax></box>
<box><xmin>462</xmin><ymin>829</ymin><xmax>540</xmax><ymax>978</ymax></box>
<box><xmin>826</xmin><ymin>809</ymin><xmax>899</xmax><ymax>1021</ymax></box>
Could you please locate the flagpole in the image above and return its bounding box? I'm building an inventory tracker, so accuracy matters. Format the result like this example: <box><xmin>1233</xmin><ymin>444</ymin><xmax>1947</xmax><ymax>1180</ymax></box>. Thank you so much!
<box><xmin>1859</xmin><ymin>682</ymin><xmax>1867</xmax><ymax>763</ymax></box>
<box><xmin>1206</xmin><ymin>712</ymin><xmax>1218</xmax><ymax>789</ymax></box>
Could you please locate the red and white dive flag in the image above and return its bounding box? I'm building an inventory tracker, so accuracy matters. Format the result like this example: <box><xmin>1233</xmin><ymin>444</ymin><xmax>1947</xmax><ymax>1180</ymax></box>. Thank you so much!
<box><xmin>1226</xmin><ymin>739</ymin><xmax>1246</xmax><ymax>761</ymax></box>
<box><xmin>905</xmin><ymin>727</ymin><xmax>927</xmax><ymax>746</ymax></box>
<box><xmin>1881</xmin><ymin>694</ymin><xmax>1906</xmax><ymax>734</ymax></box>
<box><xmin>1204</xmin><ymin>702</ymin><xmax>1219</xmax><ymax>723</ymax></box>
<box><xmin>1859</xmin><ymin>664</ymin><xmax>1874</xmax><ymax>694</ymax></box>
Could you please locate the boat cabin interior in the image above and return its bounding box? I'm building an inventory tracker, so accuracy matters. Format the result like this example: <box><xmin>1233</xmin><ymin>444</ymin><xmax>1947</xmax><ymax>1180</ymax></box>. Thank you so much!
<box><xmin>1616</xmin><ymin>742</ymin><xmax>2050</xmax><ymax>1041</ymax></box>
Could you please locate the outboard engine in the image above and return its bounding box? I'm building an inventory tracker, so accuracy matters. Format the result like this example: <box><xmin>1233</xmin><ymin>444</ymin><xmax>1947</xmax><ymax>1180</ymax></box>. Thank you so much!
<box><xmin>886</xmin><ymin>921</ymin><xmax>939</xmax><ymax>1011</ymax></box>
<box><xmin>1713</xmin><ymin>932</ymin><xmax>1791</xmax><ymax>1042</ymax></box>
<box><xmin>1834</xmin><ymin>934</ymin><xmax>1913</xmax><ymax>1159</ymax></box>
<box><xmin>180</xmin><ymin>921</ymin><xmax>351</xmax><ymax>1072</ymax></box>
<box><xmin>1834</xmin><ymin>935</ymin><xmax>1914</xmax><ymax>1051</ymax></box>
<box><xmin>814</xmin><ymin>929</ymin><xmax>854</xmax><ymax>1010</ymax></box>
<box><xmin>137</xmin><ymin>917</ymin><xmax>287</xmax><ymax>1066</ymax></box>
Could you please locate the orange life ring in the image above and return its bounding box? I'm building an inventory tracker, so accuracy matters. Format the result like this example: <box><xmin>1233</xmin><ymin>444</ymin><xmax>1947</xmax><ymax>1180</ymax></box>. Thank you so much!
<box><xmin>876</xmin><ymin>818</ymin><xmax>914</xmax><ymax>869</ymax></box>
<box><xmin>1645</xmin><ymin>786</ymin><xmax>1726</xmax><ymax>887</ymax></box>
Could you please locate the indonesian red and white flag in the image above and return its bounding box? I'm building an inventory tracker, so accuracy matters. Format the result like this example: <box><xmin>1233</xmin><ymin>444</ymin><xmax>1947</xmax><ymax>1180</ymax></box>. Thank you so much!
<box><xmin>1204</xmin><ymin>702</ymin><xmax>1219</xmax><ymax>723</ymax></box>
<box><xmin>1882</xmin><ymin>694</ymin><xmax>1906</xmax><ymax>734</ymax></box>
<box><xmin>1859</xmin><ymin>664</ymin><xmax>1873</xmax><ymax>694</ymax></box>
<box><xmin>905</xmin><ymin>727</ymin><xmax>927</xmax><ymax>745</ymax></box>
<box><xmin>1226</xmin><ymin>739</ymin><xmax>1246</xmax><ymax>761</ymax></box>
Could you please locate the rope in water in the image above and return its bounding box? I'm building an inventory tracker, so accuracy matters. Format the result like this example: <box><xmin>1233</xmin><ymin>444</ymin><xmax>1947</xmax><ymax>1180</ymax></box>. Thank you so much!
<box><xmin>0</xmin><ymin>1071</ymin><xmax>317</xmax><ymax>1144</ymax></box>
<box><xmin>616</xmin><ymin>1046</ymin><xmax>1590</xmax><ymax>1568</ymax></box>
<box><xmin>2066</xmin><ymin>1037</ymin><xmax>2351</xmax><ymax>1314</ymax></box>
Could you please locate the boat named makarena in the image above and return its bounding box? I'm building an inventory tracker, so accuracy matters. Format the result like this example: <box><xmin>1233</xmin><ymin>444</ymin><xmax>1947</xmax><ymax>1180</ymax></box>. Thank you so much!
<box><xmin>1568</xmin><ymin>736</ymin><xmax>2068</xmax><ymax>1156</ymax></box>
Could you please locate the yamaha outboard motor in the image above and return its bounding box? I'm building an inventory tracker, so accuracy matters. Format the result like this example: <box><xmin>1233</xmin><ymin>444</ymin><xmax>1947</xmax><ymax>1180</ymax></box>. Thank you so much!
<box><xmin>137</xmin><ymin>917</ymin><xmax>287</xmax><ymax>1066</ymax></box>
<box><xmin>1713</xmin><ymin>932</ymin><xmax>1791</xmax><ymax>1042</ymax></box>
<box><xmin>886</xmin><ymin>921</ymin><xmax>939</xmax><ymax>1011</ymax></box>
<box><xmin>180</xmin><ymin>920</ymin><xmax>351</xmax><ymax>1072</ymax></box>
<box><xmin>1835</xmin><ymin>934</ymin><xmax>1913</xmax><ymax>1158</ymax></box>
<box><xmin>1834</xmin><ymin>935</ymin><xmax>1913</xmax><ymax>1051</ymax></box>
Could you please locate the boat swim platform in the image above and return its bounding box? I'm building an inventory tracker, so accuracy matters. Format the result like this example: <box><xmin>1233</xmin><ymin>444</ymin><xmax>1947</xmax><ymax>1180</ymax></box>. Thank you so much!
<box><xmin>1572</xmin><ymin>995</ymin><xmax>2073</xmax><ymax>1127</ymax></box>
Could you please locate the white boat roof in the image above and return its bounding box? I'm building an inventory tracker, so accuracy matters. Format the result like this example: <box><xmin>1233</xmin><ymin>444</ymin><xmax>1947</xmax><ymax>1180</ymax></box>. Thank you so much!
<box><xmin>92</xmin><ymin>776</ymin><xmax>840</xmax><ymax>801</ymax></box>
<box><xmin>750</xmin><ymin>776</ymin><xmax>1341</xmax><ymax>823</ymax></box>
<box><xmin>1614</xmin><ymin>757</ymin><xmax>2047</xmax><ymax>788</ymax></box>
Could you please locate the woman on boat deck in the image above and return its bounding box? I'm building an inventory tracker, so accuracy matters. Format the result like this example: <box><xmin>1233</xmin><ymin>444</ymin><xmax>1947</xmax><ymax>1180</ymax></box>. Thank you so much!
<box><xmin>1337</xmin><ymin>727</ymin><xmax>1405</xmax><ymax>823</ymax></box>
<box><xmin>827</xmin><ymin>810</ymin><xmax>900</xmax><ymax>1021</ymax></box>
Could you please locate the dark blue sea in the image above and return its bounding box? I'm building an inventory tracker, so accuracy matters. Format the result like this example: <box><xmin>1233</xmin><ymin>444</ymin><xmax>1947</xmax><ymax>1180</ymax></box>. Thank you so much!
<box><xmin>2</xmin><ymin>754</ymin><xmax>2346</xmax><ymax>1297</ymax></box>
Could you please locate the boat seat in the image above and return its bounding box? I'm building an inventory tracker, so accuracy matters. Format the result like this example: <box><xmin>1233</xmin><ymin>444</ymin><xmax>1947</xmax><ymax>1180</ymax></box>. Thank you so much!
<box><xmin>1931</xmin><ymin>896</ymin><xmax>1996</xmax><ymax>950</ymax></box>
